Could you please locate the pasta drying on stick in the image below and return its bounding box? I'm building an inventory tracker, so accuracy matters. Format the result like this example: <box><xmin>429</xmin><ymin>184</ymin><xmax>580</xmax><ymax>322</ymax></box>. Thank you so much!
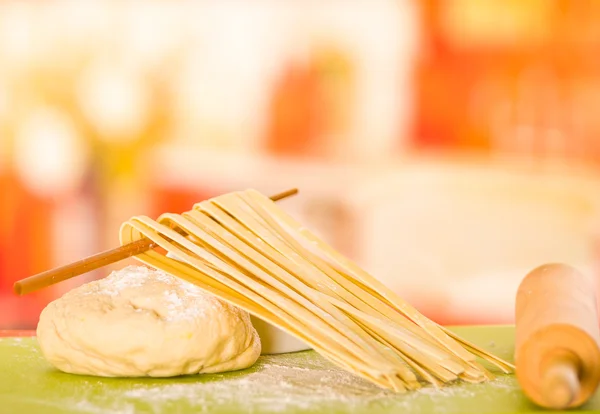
<box><xmin>233</xmin><ymin>191</ymin><xmax>511</xmax><ymax>379</ymax></box>
<box><xmin>239</xmin><ymin>191</ymin><xmax>514</xmax><ymax>374</ymax></box>
<box><xmin>118</xmin><ymin>189</ymin><xmax>514</xmax><ymax>391</ymax></box>
<box><xmin>120</xmin><ymin>216</ymin><xmax>406</xmax><ymax>389</ymax></box>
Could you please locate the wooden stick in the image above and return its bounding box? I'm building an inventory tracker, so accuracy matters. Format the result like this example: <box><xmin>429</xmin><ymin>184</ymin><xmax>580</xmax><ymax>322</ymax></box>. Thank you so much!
<box><xmin>13</xmin><ymin>188</ymin><xmax>298</xmax><ymax>296</ymax></box>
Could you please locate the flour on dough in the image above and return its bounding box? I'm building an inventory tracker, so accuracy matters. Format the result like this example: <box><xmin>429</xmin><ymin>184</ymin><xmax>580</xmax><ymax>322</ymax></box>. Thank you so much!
<box><xmin>36</xmin><ymin>265</ymin><xmax>261</xmax><ymax>377</ymax></box>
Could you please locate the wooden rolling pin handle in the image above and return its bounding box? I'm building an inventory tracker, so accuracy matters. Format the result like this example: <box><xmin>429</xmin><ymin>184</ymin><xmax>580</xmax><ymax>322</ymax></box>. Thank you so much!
<box><xmin>541</xmin><ymin>349</ymin><xmax>581</xmax><ymax>409</ymax></box>
<box><xmin>515</xmin><ymin>263</ymin><xmax>600</xmax><ymax>410</ymax></box>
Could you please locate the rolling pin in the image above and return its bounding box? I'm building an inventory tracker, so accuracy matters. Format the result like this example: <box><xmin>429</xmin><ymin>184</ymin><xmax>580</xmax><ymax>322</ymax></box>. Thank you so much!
<box><xmin>515</xmin><ymin>263</ymin><xmax>600</xmax><ymax>410</ymax></box>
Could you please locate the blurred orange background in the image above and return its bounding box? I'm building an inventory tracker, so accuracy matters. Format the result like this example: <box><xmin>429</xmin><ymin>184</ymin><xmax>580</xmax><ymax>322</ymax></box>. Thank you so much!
<box><xmin>1</xmin><ymin>0</ymin><xmax>600</xmax><ymax>329</ymax></box>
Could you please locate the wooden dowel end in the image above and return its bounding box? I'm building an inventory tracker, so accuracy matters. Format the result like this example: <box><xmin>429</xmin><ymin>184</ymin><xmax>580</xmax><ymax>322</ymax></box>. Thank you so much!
<box><xmin>13</xmin><ymin>188</ymin><xmax>298</xmax><ymax>296</ymax></box>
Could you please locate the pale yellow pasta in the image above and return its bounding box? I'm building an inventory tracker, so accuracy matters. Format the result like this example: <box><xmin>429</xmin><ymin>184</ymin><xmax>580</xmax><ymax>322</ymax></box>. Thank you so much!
<box><xmin>119</xmin><ymin>189</ymin><xmax>514</xmax><ymax>391</ymax></box>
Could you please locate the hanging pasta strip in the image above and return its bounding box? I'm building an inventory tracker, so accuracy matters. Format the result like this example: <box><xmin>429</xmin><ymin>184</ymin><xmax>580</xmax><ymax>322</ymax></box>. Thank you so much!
<box><xmin>319</xmin><ymin>292</ymin><xmax>466</xmax><ymax>382</ymax></box>
<box><xmin>323</xmin><ymin>293</ymin><xmax>466</xmax><ymax>370</ymax></box>
<box><xmin>241</xmin><ymin>190</ymin><xmax>510</xmax><ymax>375</ymax></box>
<box><xmin>161</xmin><ymin>212</ymin><xmax>400</xmax><ymax>376</ymax></box>
<box><xmin>199</xmin><ymin>198</ymin><xmax>421</xmax><ymax>342</ymax></box>
<box><xmin>243</xmin><ymin>190</ymin><xmax>490</xmax><ymax>363</ymax></box>
<box><xmin>211</xmin><ymin>193</ymin><xmax>443</xmax><ymax>361</ymax></box>
<box><xmin>231</xmin><ymin>191</ymin><xmax>507</xmax><ymax>380</ymax></box>
<box><xmin>195</xmin><ymin>198</ymin><xmax>437</xmax><ymax>388</ymax></box>
<box><xmin>188</xmin><ymin>202</ymin><xmax>429</xmax><ymax>389</ymax></box>
<box><xmin>253</xmin><ymin>191</ymin><xmax>505</xmax><ymax>376</ymax></box>
<box><xmin>205</xmin><ymin>196</ymin><xmax>454</xmax><ymax>380</ymax></box>
<box><xmin>182</xmin><ymin>209</ymin><xmax>405</xmax><ymax>365</ymax></box>
<box><xmin>238</xmin><ymin>191</ymin><xmax>489</xmax><ymax>378</ymax></box>
<box><xmin>186</xmin><ymin>205</ymin><xmax>345</xmax><ymax>308</ymax></box>
<box><xmin>116</xmin><ymin>188</ymin><xmax>514</xmax><ymax>391</ymax></box>
<box><xmin>121</xmin><ymin>217</ymin><xmax>387</xmax><ymax>379</ymax></box>
<box><xmin>203</xmin><ymin>198</ymin><xmax>342</xmax><ymax>295</ymax></box>
<box><xmin>225</xmin><ymin>194</ymin><xmax>446</xmax><ymax>347</ymax></box>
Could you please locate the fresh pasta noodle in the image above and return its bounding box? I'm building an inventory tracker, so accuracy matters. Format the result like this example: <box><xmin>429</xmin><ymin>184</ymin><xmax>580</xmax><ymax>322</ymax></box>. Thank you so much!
<box><xmin>119</xmin><ymin>189</ymin><xmax>514</xmax><ymax>391</ymax></box>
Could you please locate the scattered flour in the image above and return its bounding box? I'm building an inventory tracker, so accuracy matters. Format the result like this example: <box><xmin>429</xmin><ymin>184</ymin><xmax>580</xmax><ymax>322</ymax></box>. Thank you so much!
<box><xmin>2</xmin><ymin>335</ymin><xmax>521</xmax><ymax>414</ymax></box>
<box><xmin>113</xmin><ymin>353</ymin><xmax>518</xmax><ymax>413</ymax></box>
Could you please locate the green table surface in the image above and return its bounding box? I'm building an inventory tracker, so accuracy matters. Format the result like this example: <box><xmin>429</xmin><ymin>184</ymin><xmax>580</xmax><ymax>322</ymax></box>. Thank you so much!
<box><xmin>0</xmin><ymin>325</ymin><xmax>598</xmax><ymax>414</ymax></box>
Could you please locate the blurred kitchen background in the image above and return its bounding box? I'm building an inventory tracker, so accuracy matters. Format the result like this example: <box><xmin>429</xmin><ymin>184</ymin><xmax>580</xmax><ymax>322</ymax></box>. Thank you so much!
<box><xmin>1</xmin><ymin>0</ymin><xmax>600</xmax><ymax>329</ymax></box>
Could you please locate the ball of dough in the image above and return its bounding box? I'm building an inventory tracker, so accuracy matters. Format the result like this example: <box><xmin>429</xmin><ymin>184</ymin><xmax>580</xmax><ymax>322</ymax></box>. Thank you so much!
<box><xmin>36</xmin><ymin>265</ymin><xmax>261</xmax><ymax>377</ymax></box>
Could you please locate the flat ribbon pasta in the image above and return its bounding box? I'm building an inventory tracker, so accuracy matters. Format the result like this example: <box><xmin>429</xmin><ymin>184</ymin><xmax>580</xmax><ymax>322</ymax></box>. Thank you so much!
<box><xmin>120</xmin><ymin>189</ymin><xmax>514</xmax><ymax>391</ymax></box>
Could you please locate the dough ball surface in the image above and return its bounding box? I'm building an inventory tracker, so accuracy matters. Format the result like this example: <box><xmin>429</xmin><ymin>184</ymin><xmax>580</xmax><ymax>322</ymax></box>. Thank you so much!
<box><xmin>37</xmin><ymin>265</ymin><xmax>261</xmax><ymax>377</ymax></box>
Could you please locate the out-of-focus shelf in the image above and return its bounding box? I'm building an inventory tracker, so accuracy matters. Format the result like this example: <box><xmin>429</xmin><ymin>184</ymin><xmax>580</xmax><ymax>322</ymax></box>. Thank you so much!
<box><xmin>145</xmin><ymin>144</ymin><xmax>406</xmax><ymax>208</ymax></box>
<box><xmin>147</xmin><ymin>144</ymin><xmax>600</xmax><ymax>203</ymax></box>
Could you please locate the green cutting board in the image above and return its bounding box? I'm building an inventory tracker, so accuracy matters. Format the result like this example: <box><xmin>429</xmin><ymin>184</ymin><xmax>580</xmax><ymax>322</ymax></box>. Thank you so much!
<box><xmin>0</xmin><ymin>326</ymin><xmax>598</xmax><ymax>413</ymax></box>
